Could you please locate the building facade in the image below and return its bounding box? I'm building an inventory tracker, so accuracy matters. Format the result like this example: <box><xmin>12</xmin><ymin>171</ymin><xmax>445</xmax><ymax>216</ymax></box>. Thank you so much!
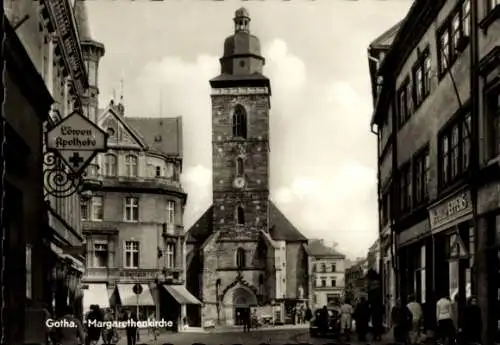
<box><xmin>370</xmin><ymin>0</ymin><xmax>500</xmax><ymax>343</ymax></box>
<box><xmin>308</xmin><ymin>240</ymin><xmax>346</xmax><ymax>309</ymax></box>
<box><xmin>344</xmin><ymin>259</ymin><xmax>368</xmax><ymax>304</ymax></box>
<box><xmin>367</xmin><ymin>20</ymin><xmax>401</xmax><ymax>324</ymax></box>
<box><xmin>186</xmin><ymin>8</ymin><xmax>310</xmax><ymax>328</ymax></box>
<box><xmin>81</xmin><ymin>100</ymin><xmax>189</xmax><ymax>326</ymax></box>
<box><xmin>4</xmin><ymin>0</ymin><xmax>93</xmax><ymax>343</ymax></box>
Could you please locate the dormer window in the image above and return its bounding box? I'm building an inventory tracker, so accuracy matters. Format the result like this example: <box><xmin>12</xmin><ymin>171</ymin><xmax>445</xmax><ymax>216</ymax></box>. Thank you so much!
<box><xmin>154</xmin><ymin>135</ymin><xmax>162</xmax><ymax>142</ymax></box>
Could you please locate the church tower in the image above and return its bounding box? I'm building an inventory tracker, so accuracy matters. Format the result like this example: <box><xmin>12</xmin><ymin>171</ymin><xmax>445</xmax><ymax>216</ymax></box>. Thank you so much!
<box><xmin>187</xmin><ymin>8</ymin><xmax>310</xmax><ymax>328</ymax></box>
<box><xmin>210</xmin><ymin>7</ymin><xmax>271</xmax><ymax>242</ymax></box>
<box><xmin>74</xmin><ymin>0</ymin><xmax>105</xmax><ymax>123</ymax></box>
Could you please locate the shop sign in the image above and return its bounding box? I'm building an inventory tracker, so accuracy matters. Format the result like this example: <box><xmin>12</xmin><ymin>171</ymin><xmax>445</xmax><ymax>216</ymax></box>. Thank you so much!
<box><xmin>46</xmin><ymin>111</ymin><xmax>107</xmax><ymax>174</ymax></box>
<box><xmin>429</xmin><ymin>190</ymin><xmax>472</xmax><ymax>232</ymax></box>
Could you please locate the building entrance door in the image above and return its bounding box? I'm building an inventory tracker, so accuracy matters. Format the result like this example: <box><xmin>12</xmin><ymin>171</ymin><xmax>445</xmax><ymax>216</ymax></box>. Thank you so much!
<box><xmin>234</xmin><ymin>307</ymin><xmax>250</xmax><ymax>325</ymax></box>
<box><xmin>232</xmin><ymin>287</ymin><xmax>256</xmax><ymax>325</ymax></box>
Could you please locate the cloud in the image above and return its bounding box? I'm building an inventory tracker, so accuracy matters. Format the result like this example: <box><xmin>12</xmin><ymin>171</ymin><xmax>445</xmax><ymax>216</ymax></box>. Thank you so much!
<box><xmin>264</xmin><ymin>39</ymin><xmax>307</xmax><ymax>92</ymax></box>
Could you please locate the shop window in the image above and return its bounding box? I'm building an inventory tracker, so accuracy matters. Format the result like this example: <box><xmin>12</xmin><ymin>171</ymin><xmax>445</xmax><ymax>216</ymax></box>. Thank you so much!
<box><xmin>414</xmin><ymin>245</ymin><xmax>426</xmax><ymax>303</ymax></box>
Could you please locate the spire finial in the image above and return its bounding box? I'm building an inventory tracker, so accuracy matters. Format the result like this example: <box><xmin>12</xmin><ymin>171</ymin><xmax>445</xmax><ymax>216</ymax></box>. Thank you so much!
<box><xmin>120</xmin><ymin>77</ymin><xmax>124</xmax><ymax>102</ymax></box>
<box><xmin>160</xmin><ymin>88</ymin><xmax>163</xmax><ymax>116</ymax></box>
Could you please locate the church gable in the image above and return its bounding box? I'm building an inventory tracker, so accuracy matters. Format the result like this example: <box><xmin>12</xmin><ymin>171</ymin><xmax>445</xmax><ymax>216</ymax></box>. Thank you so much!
<box><xmin>98</xmin><ymin>107</ymin><xmax>146</xmax><ymax>149</ymax></box>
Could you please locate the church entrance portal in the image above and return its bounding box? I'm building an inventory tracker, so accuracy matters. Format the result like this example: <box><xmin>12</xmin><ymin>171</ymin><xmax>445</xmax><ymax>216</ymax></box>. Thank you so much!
<box><xmin>232</xmin><ymin>287</ymin><xmax>257</xmax><ymax>325</ymax></box>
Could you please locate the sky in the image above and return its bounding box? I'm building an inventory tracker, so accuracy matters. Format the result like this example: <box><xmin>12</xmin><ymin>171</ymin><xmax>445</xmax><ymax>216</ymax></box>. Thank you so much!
<box><xmin>86</xmin><ymin>0</ymin><xmax>412</xmax><ymax>259</ymax></box>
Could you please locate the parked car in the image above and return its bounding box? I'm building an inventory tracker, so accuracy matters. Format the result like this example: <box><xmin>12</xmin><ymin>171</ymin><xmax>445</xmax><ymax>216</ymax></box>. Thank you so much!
<box><xmin>309</xmin><ymin>307</ymin><xmax>341</xmax><ymax>338</ymax></box>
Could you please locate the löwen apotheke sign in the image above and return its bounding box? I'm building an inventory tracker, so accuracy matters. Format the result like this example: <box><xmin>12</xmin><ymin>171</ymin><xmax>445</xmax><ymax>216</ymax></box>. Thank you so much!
<box><xmin>46</xmin><ymin>111</ymin><xmax>107</xmax><ymax>174</ymax></box>
<box><xmin>429</xmin><ymin>190</ymin><xmax>472</xmax><ymax>232</ymax></box>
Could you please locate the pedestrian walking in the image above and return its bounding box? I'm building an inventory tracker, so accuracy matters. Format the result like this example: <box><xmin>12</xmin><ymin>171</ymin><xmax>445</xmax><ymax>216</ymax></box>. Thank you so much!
<box><xmin>102</xmin><ymin>308</ymin><xmax>115</xmax><ymax>345</ymax></box>
<box><xmin>354</xmin><ymin>297</ymin><xmax>370</xmax><ymax>341</ymax></box>
<box><xmin>407</xmin><ymin>295</ymin><xmax>423</xmax><ymax>345</ymax></box>
<box><xmin>461</xmin><ymin>296</ymin><xmax>482</xmax><ymax>345</ymax></box>
<box><xmin>392</xmin><ymin>298</ymin><xmax>412</xmax><ymax>344</ymax></box>
<box><xmin>340</xmin><ymin>299</ymin><xmax>354</xmax><ymax>341</ymax></box>
<box><xmin>305</xmin><ymin>305</ymin><xmax>313</xmax><ymax>323</ymax></box>
<box><xmin>86</xmin><ymin>305</ymin><xmax>103</xmax><ymax>345</ymax></box>
<box><xmin>319</xmin><ymin>305</ymin><xmax>330</xmax><ymax>336</ymax></box>
<box><xmin>148</xmin><ymin>312</ymin><xmax>158</xmax><ymax>341</ymax></box>
<box><xmin>53</xmin><ymin>305</ymin><xmax>86</xmax><ymax>345</ymax></box>
<box><xmin>243</xmin><ymin>309</ymin><xmax>251</xmax><ymax>332</ymax></box>
<box><xmin>125</xmin><ymin>310</ymin><xmax>138</xmax><ymax>345</ymax></box>
<box><xmin>371</xmin><ymin>298</ymin><xmax>385</xmax><ymax>341</ymax></box>
<box><xmin>436</xmin><ymin>293</ymin><xmax>455</xmax><ymax>345</ymax></box>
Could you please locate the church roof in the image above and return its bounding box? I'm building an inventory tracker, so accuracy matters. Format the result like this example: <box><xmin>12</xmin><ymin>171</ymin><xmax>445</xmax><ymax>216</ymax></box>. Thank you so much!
<box><xmin>186</xmin><ymin>201</ymin><xmax>308</xmax><ymax>244</ymax></box>
<box><xmin>269</xmin><ymin>202</ymin><xmax>307</xmax><ymax>242</ymax></box>
<box><xmin>186</xmin><ymin>206</ymin><xmax>213</xmax><ymax>244</ymax></box>
<box><xmin>124</xmin><ymin>117</ymin><xmax>183</xmax><ymax>156</ymax></box>
<box><xmin>308</xmin><ymin>239</ymin><xmax>345</xmax><ymax>258</ymax></box>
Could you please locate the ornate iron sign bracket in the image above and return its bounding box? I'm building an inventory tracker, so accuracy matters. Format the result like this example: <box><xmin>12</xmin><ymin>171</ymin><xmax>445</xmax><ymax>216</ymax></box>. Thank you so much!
<box><xmin>43</xmin><ymin>152</ymin><xmax>87</xmax><ymax>198</ymax></box>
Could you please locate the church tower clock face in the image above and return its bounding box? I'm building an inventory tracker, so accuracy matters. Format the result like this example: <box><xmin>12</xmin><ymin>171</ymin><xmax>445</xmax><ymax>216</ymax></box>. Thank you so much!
<box><xmin>233</xmin><ymin>176</ymin><xmax>246</xmax><ymax>189</ymax></box>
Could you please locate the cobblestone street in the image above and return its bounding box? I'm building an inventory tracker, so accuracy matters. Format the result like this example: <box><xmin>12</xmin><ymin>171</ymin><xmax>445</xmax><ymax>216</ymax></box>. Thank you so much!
<box><xmin>116</xmin><ymin>327</ymin><xmax>394</xmax><ymax>345</ymax></box>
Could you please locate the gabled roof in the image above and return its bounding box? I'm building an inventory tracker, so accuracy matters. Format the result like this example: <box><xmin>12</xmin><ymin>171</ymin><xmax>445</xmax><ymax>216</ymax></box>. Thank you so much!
<box><xmin>369</xmin><ymin>20</ymin><xmax>403</xmax><ymax>50</ymax></box>
<box><xmin>124</xmin><ymin>117</ymin><xmax>182</xmax><ymax>156</ymax></box>
<box><xmin>98</xmin><ymin>105</ymin><xmax>147</xmax><ymax>149</ymax></box>
<box><xmin>269</xmin><ymin>201</ymin><xmax>308</xmax><ymax>242</ymax></box>
<box><xmin>308</xmin><ymin>239</ymin><xmax>345</xmax><ymax>258</ymax></box>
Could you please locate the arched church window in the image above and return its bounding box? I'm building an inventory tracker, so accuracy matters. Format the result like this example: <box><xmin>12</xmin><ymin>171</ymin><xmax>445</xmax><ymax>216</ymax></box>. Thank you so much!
<box><xmin>236</xmin><ymin>206</ymin><xmax>245</xmax><ymax>225</ymax></box>
<box><xmin>259</xmin><ymin>275</ymin><xmax>264</xmax><ymax>285</ymax></box>
<box><xmin>236</xmin><ymin>248</ymin><xmax>246</xmax><ymax>268</ymax></box>
<box><xmin>236</xmin><ymin>157</ymin><xmax>244</xmax><ymax>176</ymax></box>
<box><xmin>232</xmin><ymin>105</ymin><xmax>247</xmax><ymax>139</ymax></box>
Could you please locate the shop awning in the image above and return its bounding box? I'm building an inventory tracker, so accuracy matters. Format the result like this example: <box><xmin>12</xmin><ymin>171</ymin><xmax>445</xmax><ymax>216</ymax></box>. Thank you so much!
<box><xmin>163</xmin><ymin>285</ymin><xmax>201</xmax><ymax>305</ymax></box>
<box><xmin>117</xmin><ymin>284</ymin><xmax>155</xmax><ymax>306</ymax></box>
<box><xmin>62</xmin><ymin>254</ymin><xmax>85</xmax><ymax>273</ymax></box>
<box><xmin>83</xmin><ymin>284</ymin><xmax>110</xmax><ymax>312</ymax></box>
